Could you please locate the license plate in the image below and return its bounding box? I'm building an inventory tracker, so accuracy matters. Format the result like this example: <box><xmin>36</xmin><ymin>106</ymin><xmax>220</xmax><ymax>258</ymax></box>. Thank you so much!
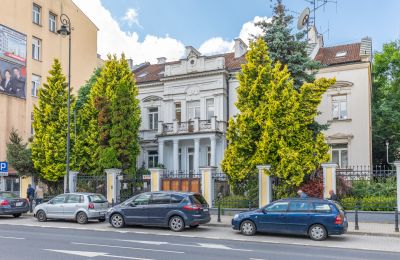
<box><xmin>16</xmin><ymin>202</ymin><xmax>23</xmax><ymax>207</ymax></box>
<box><xmin>203</xmin><ymin>208</ymin><xmax>209</xmax><ymax>212</ymax></box>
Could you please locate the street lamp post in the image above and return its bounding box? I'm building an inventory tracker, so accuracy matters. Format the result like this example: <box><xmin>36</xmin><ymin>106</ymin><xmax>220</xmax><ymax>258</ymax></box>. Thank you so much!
<box><xmin>386</xmin><ymin>140</ymin><xmax>390</xmax><ymax>164</ymax></box>
<box><xmin>57</xmin><ymin>14</ymin><xmax>72</xmax><ymax>193</ymax></box>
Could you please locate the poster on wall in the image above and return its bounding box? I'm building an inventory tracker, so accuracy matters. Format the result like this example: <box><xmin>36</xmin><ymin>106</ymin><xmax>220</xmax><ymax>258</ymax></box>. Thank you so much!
<box><xmin>0</xmin><ymin>24</ymin><xmax>27</xmax><ymax>99</ymax></box>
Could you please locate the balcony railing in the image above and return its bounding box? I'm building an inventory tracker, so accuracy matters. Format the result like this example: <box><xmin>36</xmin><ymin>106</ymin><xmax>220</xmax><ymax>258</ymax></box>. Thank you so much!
<box><xmin>158</xmin><ymin>116</ymin><xmax>226</xmax><ymax>135</ymax></box>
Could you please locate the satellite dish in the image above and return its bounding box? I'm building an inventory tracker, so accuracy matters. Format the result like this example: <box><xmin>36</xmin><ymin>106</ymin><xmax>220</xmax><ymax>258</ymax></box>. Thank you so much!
<box><xmin>297</xmin><ymin>7</ymin><xmax>310</xmax><ymax>30</ymax></box>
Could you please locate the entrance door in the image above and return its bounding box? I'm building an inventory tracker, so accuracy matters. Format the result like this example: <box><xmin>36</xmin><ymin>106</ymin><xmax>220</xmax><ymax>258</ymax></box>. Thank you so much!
<box><xmin>5</xmin><ymin>177</ymin><xmax>20</xmax><ymax>195</ymax></box>
<box><xmin>188</xmin><ymin>148</ymin><xmax>194</xmax><ymax>172</ymax></box>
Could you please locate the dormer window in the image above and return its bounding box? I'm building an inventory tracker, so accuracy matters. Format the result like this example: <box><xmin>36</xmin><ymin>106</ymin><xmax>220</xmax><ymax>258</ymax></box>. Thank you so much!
<box><xmin>138</xmin><ymin>72</ymin><xmax>148</xmax><ymax>78</ymax></box>
<box><xmin>335</xmin><ymin>51</ymin><xmax>347</xmax><ymax>58</ymax></box>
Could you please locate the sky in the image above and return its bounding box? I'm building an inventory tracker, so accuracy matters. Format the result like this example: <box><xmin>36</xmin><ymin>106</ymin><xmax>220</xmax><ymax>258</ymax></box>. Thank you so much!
<box><xmin>72</xmin><ymin>0</ymin><xmax>400</xmax><ymax>65</ymax></box>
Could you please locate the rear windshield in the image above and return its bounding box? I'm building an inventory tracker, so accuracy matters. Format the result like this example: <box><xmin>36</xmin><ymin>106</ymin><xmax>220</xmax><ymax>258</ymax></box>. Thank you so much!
<box><xmin>88</xmin><ymin>194</ymin><xmax>107</xmax><ymax>203</ymax></box>
<box><xmin>334</xmin><ymin>201</ymin><xmax>344</xmax><ymax>212</ymax></box>
<box><xmin>0</xmin><ymin>192</ymin><xmax>18</xmax><ymax>199</ymax></box>
<box><xmin>190</xmin><ymin>194</ymin><xmax>207</xmax><ymax>205</ymax></box>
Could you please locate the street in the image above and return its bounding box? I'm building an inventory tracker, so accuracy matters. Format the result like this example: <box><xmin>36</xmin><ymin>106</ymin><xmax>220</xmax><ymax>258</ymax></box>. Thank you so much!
<box><xmin>0</xmin><ymin>216</ymin><xmax>400</xmax><ymax>260</ymax></box>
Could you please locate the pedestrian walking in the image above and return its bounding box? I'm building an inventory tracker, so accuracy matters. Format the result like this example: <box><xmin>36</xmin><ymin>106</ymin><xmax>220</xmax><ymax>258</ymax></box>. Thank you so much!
<box><xmin>297</xmin><ymin>189</ymin><xmax>308</xmax><ymax>198</ymax></box>
<box><xmin>26</xmin><ymin>184</ymin><xmax>35</xmax><ymax>213</ymax></box>
<box><xmin>35</xmin><ymin>185</ymin><xmax>44</xmax><ymax>206</ymax></box>
<box><xmin>328</xmin><ymin>189</ymin><xmax>338</xmax><ymax>201</ymax></box>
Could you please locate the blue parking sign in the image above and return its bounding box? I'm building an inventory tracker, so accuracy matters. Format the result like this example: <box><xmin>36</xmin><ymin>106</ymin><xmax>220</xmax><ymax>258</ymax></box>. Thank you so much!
<box><xmin>0</xmin><ymin>161</ymin><xmax>8</xmax><ymax>176</ymax></box>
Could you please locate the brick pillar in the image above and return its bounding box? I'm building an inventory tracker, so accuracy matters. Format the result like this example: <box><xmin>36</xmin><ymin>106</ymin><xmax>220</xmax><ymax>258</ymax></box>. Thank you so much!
<box><xmin>149</xmin><ymin>168</ymin><xmax>164</xmax><ymax>192</ymax></box>
<box><xmin>322</xmin><ymin>163</ymin><xmax>338</xmax><ymax>199</ymax></box>
<box><xmin>257</xmin><ymin>165</ymin><xmax>271</xmax><ymax>208</ymax></box>
<box><xmin>105</xmin><ymin>168</ymin><xmax>122</xmax><ymax>204</ymax></box>
<box><xmin>199</xmin><ymin>167</ymin><xmax>216</xmax><ymax>206</ymax></box>
<box><xmin>20</xmin><ymin>176</ymin><xmax>32</xmax><ymax>198</ymax></box>
<box><xmin>394</xmin><ymin>161</ymin><xmax>400</xmax><ymax>210</ymax></box>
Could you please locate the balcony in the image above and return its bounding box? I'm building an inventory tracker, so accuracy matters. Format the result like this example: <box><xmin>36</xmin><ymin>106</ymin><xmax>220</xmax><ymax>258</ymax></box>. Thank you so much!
<box><xmin>158</xmin><ymin>116</ymin><xmax>226</xmax><ymax>135</ymax></box>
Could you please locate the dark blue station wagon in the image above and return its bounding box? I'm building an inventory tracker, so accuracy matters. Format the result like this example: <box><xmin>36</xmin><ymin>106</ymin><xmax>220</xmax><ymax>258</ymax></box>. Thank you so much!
<box><xmin>232</xmin><ymin>198</ymin><xmax>348</xmax><ymax>240</ymax></box>
<box><xmin>106</xmin><ymin>191</ymin><xmax>210</xmax><ymax>231</ymax></box>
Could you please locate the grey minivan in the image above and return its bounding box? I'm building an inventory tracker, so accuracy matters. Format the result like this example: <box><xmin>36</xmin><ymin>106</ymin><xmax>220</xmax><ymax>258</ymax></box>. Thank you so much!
<box><xmin>106</xmin><ymin>191</ymin><xmax>210</xmax><ymax>231</ymax></box>
<box><xmin>33</xmin><ymin>193</ymin><xmax>109</xmax><ymax>224</ymax></box>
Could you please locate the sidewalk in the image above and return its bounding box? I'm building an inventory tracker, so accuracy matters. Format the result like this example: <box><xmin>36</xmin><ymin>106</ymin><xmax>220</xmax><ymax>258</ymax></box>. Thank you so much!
<box><xmin>207</xmin><ymin>215</ymin><xmax>400</xmax><ymax>238</ymax></box>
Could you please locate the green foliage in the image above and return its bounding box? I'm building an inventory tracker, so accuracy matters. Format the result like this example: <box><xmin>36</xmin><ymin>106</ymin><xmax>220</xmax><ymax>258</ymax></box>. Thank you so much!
<box><xmin>372</xmin><ymin>40</ymin><xmax>400</xmax><ymax>163</ymax></box>
<box><xmin>6</xmin><ymin>129</ymin><xmax>36</xmax><ymax>177</ymax></box>
<box><xmin>256</xmin><ymin>0</ymin><xmax>321</xmax><ymax>89</ymax></box>
<box><xmin>219</xmin><ymin>195</ymin><xmax>256</xmax><ymax>209</ymax></box>
<box><xmin>31</xmin><ymin>59</ymin><xmax>75</xmax><ymax>181</ymax></box>
<box><xmin>341</xmin><ymin>196</ymin><xmax>396</xmax><ymax>211</ymax></box>
<box><xmin>99</xmin><ymin>147</ymin><xmax>122</xmax><ymax>169</ymax></box>
<box><xmin>222</xmin><ymin>38</ymin><xmax>333</xmax><ymax>193</ymax></box>
<box><xmin>351</xmin><ymin>178</ymin><xmax>396</xmax><ymax>198</ymax></box>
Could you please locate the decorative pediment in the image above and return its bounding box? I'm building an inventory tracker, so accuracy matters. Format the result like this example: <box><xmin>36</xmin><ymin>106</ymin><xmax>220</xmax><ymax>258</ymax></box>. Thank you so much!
<box><xmin>331</xmin><ymin>81</ymin><xmax>354</xmax><ymax>89</ymax></box>
<box><xmin>185</xmin><ymin>46</ymin><xmax>201</xmax><ymax>59</ymax></box>
<box><xmin>326</xmin><ymin>133</ymin><xmax>354</xmax><ymax>142</ymax></box>
<box><xmin>142</xmin><ymin>95</ymin><xmax>162</xmax><ymax>102</ymax></box>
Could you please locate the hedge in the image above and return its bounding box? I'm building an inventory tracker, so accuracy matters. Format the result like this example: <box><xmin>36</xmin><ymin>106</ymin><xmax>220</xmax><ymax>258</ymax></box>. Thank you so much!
<box><xmin>340</xmin><ymin>196</ymin><xmax>396</xmax><ymax>211</ymax></box>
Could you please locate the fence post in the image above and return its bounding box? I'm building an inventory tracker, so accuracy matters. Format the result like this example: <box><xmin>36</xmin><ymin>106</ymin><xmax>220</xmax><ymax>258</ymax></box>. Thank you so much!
<box><xmin>68</xmin><ymin>171</ymin><xmax>78</xmax><ymax>193</ymax></box>
<box><xmin>394</xmin><ymin>161</ymin><xmax>400</xmax><ymax>211</ymax></box>
<box><xmin>199</xmin><ymin>166</ymin><xmax>216</xmax><ymax>207</ymax></box>
<box><xmin>321</xmin><ymin>163</ymin><xmax>338</xmax><ymax>199</ymax></box>
<box><xmin>355</xmin><ymin>200</ymin><xmax>360</xmax><ymax>230</ymax></box>
<box><xmin>217</xmin><ymin>195</ymin><xmax>221</xmax><ymax>223</ymax></box>
<box><xmin>395</xmin><ymin>207</ymin><xmax>399</xmax><ymax>232</ymax></box>
<box><xmin>149</xmin><ymin>168</ymin><xmax>164</xmax><ymax>192</ymax></box>
<box><xmin>105</xmin><ymin>168</ymin><xmax>122</xmax><ymax>204</ymax></box>
<box><xmin>257</xmin><ymin>165</ymin><xmax>271</xmax><ymax>208</ymax></box>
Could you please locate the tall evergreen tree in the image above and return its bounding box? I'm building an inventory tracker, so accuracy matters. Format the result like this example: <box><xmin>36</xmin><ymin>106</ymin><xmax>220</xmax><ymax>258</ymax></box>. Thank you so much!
<box><xmin>222</xmin><ymin>39</ymin><xmax>333</xmax><ymax>194</ymax></box>
<box><xmin>6</xmin><ymin>129</ymin><xmax>36</xmax><ymax>177</ymax></box>
<box><xmin>31</xmin><ymin>59</ymin><xmax>74</xmax><ymax>181</ymax></box>
<box><xmin>257</xmin><ymin>0</ymin><xmax>321</xmax><ymax>89</ymax></box>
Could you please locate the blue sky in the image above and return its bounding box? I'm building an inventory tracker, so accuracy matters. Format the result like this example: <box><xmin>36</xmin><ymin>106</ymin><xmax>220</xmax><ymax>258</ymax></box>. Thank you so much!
<box><xmin>74</xmin><ymin>0</ymin><xmax>400</xmax><ymax>64</ymax></box>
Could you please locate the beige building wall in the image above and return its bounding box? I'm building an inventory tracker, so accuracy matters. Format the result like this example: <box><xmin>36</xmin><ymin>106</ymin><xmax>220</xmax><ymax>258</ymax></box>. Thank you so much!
<box><xmin>0</xmin><ymin>0</ymin><xmax>98</xmax><ymax>161</ymax></box>
<box><xmin>315</xmin><ymin>62</ymin><xmax>373</xmax><ymax>166</ymax></box>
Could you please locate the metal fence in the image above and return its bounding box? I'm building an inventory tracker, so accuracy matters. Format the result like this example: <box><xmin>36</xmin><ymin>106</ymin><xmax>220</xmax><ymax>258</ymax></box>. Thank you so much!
<box><xmin>76</xmin><ymin>174</ymin><xmax>107</xmax><ymax>196</ymax></box>
<box><xmin>117</xmin><ymin>174</ymin><xmax>150</xmax><ymax>203</ymax></box>
<box><xmin>39</xmin><ymin>179</ymin><xmax>64</xmax><ymax>201</ymax></box>
<box><xmin>336</xmin><ymin>165</ymin><xmax>397</xmax><ymax>211</ymax></box>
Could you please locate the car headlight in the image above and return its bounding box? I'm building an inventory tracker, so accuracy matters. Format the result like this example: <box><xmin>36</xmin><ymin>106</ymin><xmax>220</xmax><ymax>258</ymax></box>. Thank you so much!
<box><xmin>233</xmin><ymin>214</ymin><xmax>239</xmax><ymax>220</ymax></box>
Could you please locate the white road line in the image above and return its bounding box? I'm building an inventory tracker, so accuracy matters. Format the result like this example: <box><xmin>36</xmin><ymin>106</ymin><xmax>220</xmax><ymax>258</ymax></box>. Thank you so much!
<box><xmin>72</xmin><ymin>242</ymin><xmax>184</xmax><ymax>254</ymax></box>
<box><xmin>44</xmin><ymin>249</ymin><xmax>152</xmax><ymax>260</ymax></box>
<box><xmin>0</xmin><ymin>236</ymin><xmax>25</xmax><ymax>240</ymax></box>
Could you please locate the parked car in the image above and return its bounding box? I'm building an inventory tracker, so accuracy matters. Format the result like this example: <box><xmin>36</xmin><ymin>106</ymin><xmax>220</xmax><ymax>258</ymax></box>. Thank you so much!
<box><xmin>33</xmin><ymin>193</ymin><xmax>109</xmax><ymax>224</ymax></box>
<box><xmin>232</xmin><ymin>198</ymin><xmax>348</xmax><ymax>241</ymax></box>
<box><xmin>107</xmin><ymin>191</ymin><xmax>210</xmax><ymax>232</ymax></box>
<box><xmin>0</xmin><ymin>192</ymin><xmax>29</xmax><ymax>217</ymax></box>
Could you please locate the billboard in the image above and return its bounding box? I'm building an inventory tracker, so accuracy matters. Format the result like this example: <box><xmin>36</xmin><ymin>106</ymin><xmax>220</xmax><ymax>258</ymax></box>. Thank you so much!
<box><xmin>0</xmin><ymin>24</ymin><xmax>27</xmax><ymax>99</ymax></box>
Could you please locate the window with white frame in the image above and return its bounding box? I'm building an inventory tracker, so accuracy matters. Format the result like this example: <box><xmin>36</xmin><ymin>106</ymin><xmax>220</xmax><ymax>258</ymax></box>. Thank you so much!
<box><xmin>175</xmin><ymin>102</ymin><xmax>181</xmax><ymax>122</ymax></box>
<box><xmin>148</xmin><ymin>107</ymin><xmax>158</xmax><ymax>130</ymax></box>
<box><xmin>49</xmin><ymin>12</ymin><xmax>57</xmax><ymax>33</ymax></box>
<box><xmin>31</xmin><ymin>74</ymin><xmax>41</xmax><ymax>97</ymax></box>
<box><xmin>206</xmin><ymin>98</ymin><xmax>214</xmax><ymax>120</ymax></box>
<box><xmin>187</xmin><ymin>100</ymin><xmax>200</xmax><ymax>120</ymax></box>
<box><xmin>332</xmin><ymin>95</ymin><xmax>348</xmax><ymax>120</ymax></box>
<box><xmin>32</xmin><ymin>37</ymin><xmax>41</xmax><ymax>60</ymax></box>
<box><xmin>331</xmin><ymin>144</ymin><xmax>348</xmax><ymax>168</ymax></box>
<box><xmin>32</xmin><ymin>4</ymin><xmax>41</xmax><ymax>25</ymax></box>
<box><xmin>148</xmin><ymin>151</ymin><xmax>158</xmax><ymax>168</ymax></box>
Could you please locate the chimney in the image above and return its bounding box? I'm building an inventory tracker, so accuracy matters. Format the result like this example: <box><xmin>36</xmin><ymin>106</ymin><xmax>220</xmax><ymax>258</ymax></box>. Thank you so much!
<box><xmin>157</xmin><ymin>57</ymin><xmax>167</xmax><ymax>64</ymax></box>
<box><xmin>360</xmin><ymin>37</ymin><xmax>372</xmax><ymax>62</ymax></box>
<box><xmin>234</xmin><ymin>38</ymin><xmax>247</xmax><ymax>58</ymax></box>
<box><xmin>127</xmin><ymin>58</ymin><xmax>134</xmax><ymax>70</ymax></box>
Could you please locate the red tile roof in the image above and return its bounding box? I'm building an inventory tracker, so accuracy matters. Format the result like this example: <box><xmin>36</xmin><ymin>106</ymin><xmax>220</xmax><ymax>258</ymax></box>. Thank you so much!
<box><xmin>134</xmin><ymin>52</ymin><xmax>246</xmax><ymax>84</ymax></box>
<box><xmin>314</xmin><ymin>43</ymin><xmax>361</xmax><ymax>66</ymax></box>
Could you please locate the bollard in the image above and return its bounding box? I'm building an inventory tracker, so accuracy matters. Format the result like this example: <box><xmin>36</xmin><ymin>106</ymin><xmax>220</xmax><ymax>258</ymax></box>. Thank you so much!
<box><xmin>248</xmin><ymin>201</ymin><xmax>252</xmax><ymax>211</ymax></box>
<box><xmin>354</xmin><ymin>201</ymin><xmax>360</xmax><ymax>231</ymax></box>
<box><xmin>217</xmin><ymin>198</ymin><xmax>221</xmax><ymax>223</ymax></box>
<box><xmin>395</xmin><ymin>207</ymin><xmax>399</xmax><ymax>232</ymax></box>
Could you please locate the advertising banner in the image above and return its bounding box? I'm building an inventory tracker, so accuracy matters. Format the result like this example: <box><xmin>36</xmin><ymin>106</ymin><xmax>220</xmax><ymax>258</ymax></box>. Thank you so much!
<box><xmin>0</xmin><ymin>24</ymin><xmax>27</xmax><ymax>99</ymax></box>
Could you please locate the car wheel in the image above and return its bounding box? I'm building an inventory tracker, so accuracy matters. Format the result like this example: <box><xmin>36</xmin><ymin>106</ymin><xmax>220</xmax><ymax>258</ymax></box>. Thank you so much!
<box><xmin>169</xmin><ymin>216</ymin><xmax>185</xmax><ymax>232</ymax></box>
<box><xmin>13</xmin><ymin>214</ymin><xmax>21</xmax><ymax>218</ymax></box>
<box><xmin>76</xmin><ymin>212</ymin><xmax>88</xmax><ymax>224</ymax></box>
<box><xmin>98</xmin><ymin>218</ymin><xmax>106</xmax><ymax>223</ymax></box>
<box><xmin>190</xmin><ymin>224</ymin><xmax>199</xmax><ymax>228</ymax></box>
<box><xmin>309</xmin><ymin>224</ymin><xmax>327</xmax><ymax>241</ymax></box>
<box><xmin>110</xmin><ymin>214</ymin><xmax>125</xmax><ymax>228</ymax></box>
<box><xmin>36</xmin><ymin>210</ymin><xmax>47</xmax><ymax>222</ymax></box>
<box><xmin>240</xmin><ymin>220</ymin><xmax>256</xmax><ymax>236</ymax></box>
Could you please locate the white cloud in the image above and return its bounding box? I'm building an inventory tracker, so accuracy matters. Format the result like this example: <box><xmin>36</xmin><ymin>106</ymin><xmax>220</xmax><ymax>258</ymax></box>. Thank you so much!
<box><xmin>73</xmin><ymin>0</ymin><xmax>270</xmax><ymax>64</ymax></box>
<box><xmin>122</xmin><ymin>8</ymin><xmax>141</xmax><ymax>28</ymax></box>
<box><xmin>239</xmin><ymin>16</ymin><xmax>270</xmax><ymax>44</ymax></box>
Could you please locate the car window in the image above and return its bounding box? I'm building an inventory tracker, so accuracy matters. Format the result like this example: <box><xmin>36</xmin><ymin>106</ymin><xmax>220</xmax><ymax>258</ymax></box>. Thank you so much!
<box><xmin>0</xmin><ymin>192</ymin><xmax>18</xmax><ymax>199</ymax></box>
<box><xmin>191</xmin><ymin>194</ymin><xmax>207</xmax><ymax>205</ymax></box>
<box><xmin>171</xmin><ymin>194</ymin><xmax>185</xmax><ymax>204</ymax></box>
<box><xmin>66</xmin><ymin>194</ymin><xmax>83</xmax><ymax>203</ymax></box>
<box><xmin>288</xmin><ymin>201</ymin><xmax>312</xmax><ymax>212</ymax></box>
<box><xmin>88</xmin><ymin>194</ymin><xmax>107</xmax><ymax>203</ymax></box>
<box><xmin>265</xmin><ymin>202</ymin><xmax>289</xmax><ymax>212</ymax></box>
<box><xmin>51</xmin><ymin>195</ymin><xmax>67</xmax><ymax>204</ymax></box>
<box><xmin>132</xmin><ymin>193</ymin><xmax>151</xmax><ymax>206</ymax></box>
<box><xmin>149</xmin><ymin>193</ymin><xmax>171</xmax><ymax>205</ymax></box>
<box><xmin>313</xmin><ymin>202</ymin><xmax>332</xmax><ymax>213</ymax></box>
<box><xmin>334</xmin><ymin>202</ymin><xmax>344</xmax><ymax>212</ymax></box>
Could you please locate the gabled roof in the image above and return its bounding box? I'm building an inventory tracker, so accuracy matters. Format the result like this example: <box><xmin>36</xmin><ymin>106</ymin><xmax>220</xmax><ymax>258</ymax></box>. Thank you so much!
<box><xmin>314</xmin><ymin>43</ymin><xmax>362</xmax><ymax>66</ymax></box>
<box><xmin>133</xmin><ymin>52</ymin><xmax>246</xmax><ymax>84</ymax></box>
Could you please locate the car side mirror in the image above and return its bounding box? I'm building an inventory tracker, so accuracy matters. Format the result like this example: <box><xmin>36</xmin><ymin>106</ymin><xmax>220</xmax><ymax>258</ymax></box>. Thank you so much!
<box><xmin>129</xmin><ymin>202</ymin><xmax>137</xmax><ymax>207</ymax></box>
<box><xmin>48</xmin><ymin>200</ymin><xmax>54</xmax><ymax>204</ymax></box>
<box><xmin>262</xmin><ymin>208</ymin><xmax>268</xmax><ymax>214</ymax></box>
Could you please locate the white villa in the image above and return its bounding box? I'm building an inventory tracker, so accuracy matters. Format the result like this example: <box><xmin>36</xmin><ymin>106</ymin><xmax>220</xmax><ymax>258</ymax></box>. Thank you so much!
<box><xmin>134</xmin><ymin>28</ymin><xmax>373</xmax><ymax>172</ymax></box>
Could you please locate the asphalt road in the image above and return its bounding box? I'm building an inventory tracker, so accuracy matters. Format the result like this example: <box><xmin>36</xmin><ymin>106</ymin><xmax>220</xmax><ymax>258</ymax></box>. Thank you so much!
<box><xmin>0</xmin><ymin>224</ymin><xmax>399</xmax><ymax>260</ymax></box>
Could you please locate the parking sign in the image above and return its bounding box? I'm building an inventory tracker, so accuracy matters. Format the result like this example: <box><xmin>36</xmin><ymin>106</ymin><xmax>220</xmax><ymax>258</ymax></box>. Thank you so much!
<box><xmin>0</xmin><ymin>162</ymin><xmax>8</xmax><ymax>176</ymax></box>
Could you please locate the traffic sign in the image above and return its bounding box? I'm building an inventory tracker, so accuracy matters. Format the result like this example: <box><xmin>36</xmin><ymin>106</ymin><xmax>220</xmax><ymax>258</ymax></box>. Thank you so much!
<box><xmin>0</xmin><ymin>161</ymin><xmax>8</xmax><ymax>176</ymax></box>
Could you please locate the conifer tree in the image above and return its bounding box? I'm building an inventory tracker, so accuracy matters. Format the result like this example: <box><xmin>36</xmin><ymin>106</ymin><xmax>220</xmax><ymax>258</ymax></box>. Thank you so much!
<box><xmin>222</xmin><ymin>38</ymin><xmax>333</xmax><ymax>194</ymax></box>
<box><xmin>31</xmin><ymin>59</ymin><xmax>74</xmax><ymax>181</ymax></box>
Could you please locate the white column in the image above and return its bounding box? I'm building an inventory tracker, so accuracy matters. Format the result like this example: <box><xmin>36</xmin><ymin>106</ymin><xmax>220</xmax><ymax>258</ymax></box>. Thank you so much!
<box><xmin>394</xmin><ymin>161</ymin><xmax>400</xmax><ymax>210</ymax></box>
<box><xmin>158</xmin><ymin>140</ymin><xmax>164</xmax><ymax>165</ymax></box>
<box><xmin>173</xmin><ymin>139</ymin><xmax>179</xmax><ymax>172</ymax></box>
<box><xmin>194</xmin><ymin>138</ymin><xmax>200</xmax><ymax>172</ymax></box>
<box><xmin>210</xmin><ymin>136</ymin><xmax>216</xmax><ymax>167</ymax></box>
<box><xmin>257</xmin><ymin>164</ymin><xmax>272</xmax><ymax>208</ymax></box>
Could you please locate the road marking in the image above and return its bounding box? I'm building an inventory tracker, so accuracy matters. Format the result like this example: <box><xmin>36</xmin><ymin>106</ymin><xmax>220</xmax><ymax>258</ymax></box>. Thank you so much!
<box><xmin>44</xmin><ymin>249</ymin><xmax>152</xmax><ymax>260</ymax></box>
<box><xmin>0</xmin><ymin>236</ymin><xmax>25</xmax><ymax>240</ymax></box>
<box><xmin>119</xmin><ymin>239</ymin><xmax>253</xmax><ymax>252</ymax></box>
<box><xmin>72</xmin><ymin>242</ymin><xmax>184</xmax><ymax>254</ymax></box>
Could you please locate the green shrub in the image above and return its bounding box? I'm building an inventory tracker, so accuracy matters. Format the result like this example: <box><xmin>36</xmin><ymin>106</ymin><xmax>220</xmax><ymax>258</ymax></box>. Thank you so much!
<box><xmin>341</xmin><ymin>196</ymin><xmax>396</xmax><ymax>211</ymax></box>
<box><xmin>351</xmin><ymin>178</ymin><xmax>396</xmax><ymax>197</ymax></box>
<box><xmin>218</xmin><ymin>195</ymin><xmax>256</xmax><ymax>209</ymax></box>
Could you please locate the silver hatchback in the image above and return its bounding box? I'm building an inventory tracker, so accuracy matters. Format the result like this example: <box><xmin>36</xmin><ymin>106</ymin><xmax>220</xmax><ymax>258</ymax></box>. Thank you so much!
<box><xmin>33</xmin><ymin>193</ymin><xmax>109</xmax><ymax>224</ymax></box>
